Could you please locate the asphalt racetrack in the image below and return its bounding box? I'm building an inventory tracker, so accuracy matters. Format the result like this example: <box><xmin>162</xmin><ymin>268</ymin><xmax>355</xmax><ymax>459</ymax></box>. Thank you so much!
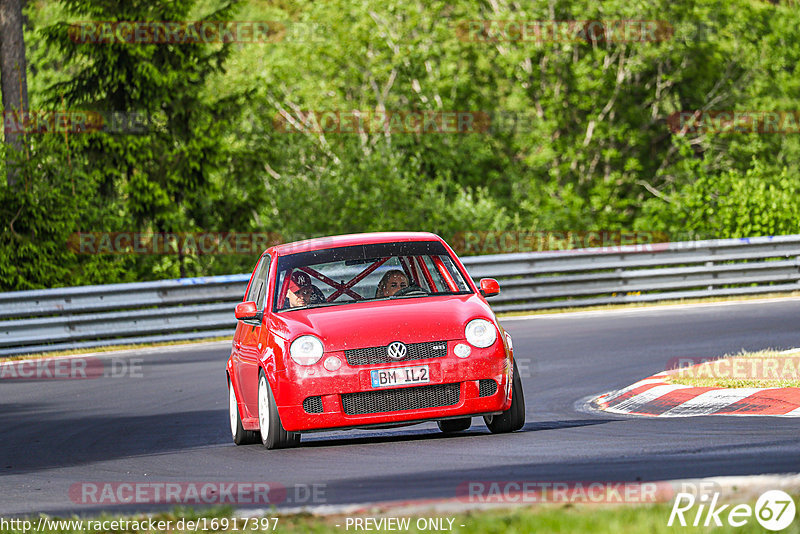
<box><xmin>2</xmin><ymin>298</ymin><xmax>800</xmax><ymax>517</ymax></box>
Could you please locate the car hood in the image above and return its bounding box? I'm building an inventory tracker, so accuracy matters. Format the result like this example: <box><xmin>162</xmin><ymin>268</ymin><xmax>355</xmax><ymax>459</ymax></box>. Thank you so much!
<box><xmin>269</xmin><ymin>294</ymin><xmax>495</xmax><ymax>351</ymax></box>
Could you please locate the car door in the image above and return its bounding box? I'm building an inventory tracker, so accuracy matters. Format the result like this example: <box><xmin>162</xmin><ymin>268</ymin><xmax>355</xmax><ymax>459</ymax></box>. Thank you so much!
<box><xmin>236</xmin><ymin>253</ymin><xmax>270</xmax><ymax>419</ymax></box>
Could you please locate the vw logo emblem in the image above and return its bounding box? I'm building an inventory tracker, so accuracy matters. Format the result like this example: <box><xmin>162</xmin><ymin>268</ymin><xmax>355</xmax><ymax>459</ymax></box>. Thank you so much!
<box><xmin>386</xmin><ymin>341</ymin><xmax>407</xmax><ymax>361</ymax></box>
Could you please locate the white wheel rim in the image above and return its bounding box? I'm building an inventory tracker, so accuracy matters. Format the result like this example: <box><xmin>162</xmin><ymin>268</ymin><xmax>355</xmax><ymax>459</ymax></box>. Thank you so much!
<box><xmin>258</xmin><ymin>376</ymin><xmax>270</xmax><ymax>439</ymax></box>
<box><xmin>228</xmin><ymin>382</ymin><xmax>238</xmax><ymax>439</ymax></box>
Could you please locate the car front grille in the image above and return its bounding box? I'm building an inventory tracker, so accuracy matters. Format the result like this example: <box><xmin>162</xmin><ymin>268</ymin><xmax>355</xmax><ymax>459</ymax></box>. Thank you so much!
<box><xmin>345</xmin><ymin>340</ymin><xmax>448</xmax><ymax>366</ymax></box>
<box><xmin>479</xmin><ymin>379</ymin><xmax>498</xmax><ymax>397</ymax></box>
<box><xmin>341</xmin><ymin>383</ymin><xmax>461</xmax><ymax>415</ymax></box>
<box><xmin>302</xmin><ymin>396</ymin><xmax>323</xmax><ymax>413</ymax></box>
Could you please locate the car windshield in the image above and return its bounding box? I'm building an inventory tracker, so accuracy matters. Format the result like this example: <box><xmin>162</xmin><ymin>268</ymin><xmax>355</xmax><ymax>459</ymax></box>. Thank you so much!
<box><xmin>272</xmin><ymin>241</ymin><xmax>473</xmax><ymax>311</ymax></box>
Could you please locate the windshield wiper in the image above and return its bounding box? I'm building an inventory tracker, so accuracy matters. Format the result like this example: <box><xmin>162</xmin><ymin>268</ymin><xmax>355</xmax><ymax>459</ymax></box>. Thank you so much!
<box><xmin>280</xmin><ymin>301</ymin><xmax>352</xmax><ymax>312</ymax></box>
<box><xmin>391</xmin><ymin>291</ymin><xmax>467</xmax><ymax>298</ymax></box>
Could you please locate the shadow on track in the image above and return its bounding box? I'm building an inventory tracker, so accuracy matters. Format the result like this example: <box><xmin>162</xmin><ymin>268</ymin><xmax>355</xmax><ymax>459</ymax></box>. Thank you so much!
<box><xmin>0</xmin><ymin>409</ymin><xmax>230</xmax><ymax>475</ymax></box>
<box><xmin>296</xmin><ymin>418</ymin><xmax>616</xmax><ymax>448</ymax></box>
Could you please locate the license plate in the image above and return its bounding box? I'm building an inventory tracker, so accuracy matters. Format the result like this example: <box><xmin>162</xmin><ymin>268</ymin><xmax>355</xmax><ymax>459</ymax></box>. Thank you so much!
<box><xmin>370</xmin><ymin>365</ymin><xmax>430</xmax><ymax>388</ymax></box>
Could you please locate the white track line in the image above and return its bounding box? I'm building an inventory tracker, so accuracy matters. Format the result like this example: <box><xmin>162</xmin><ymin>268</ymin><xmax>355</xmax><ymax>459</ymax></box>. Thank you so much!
<box><xmin>659</xmin><ymin>388</ymin><xmax>764</xmax><ymax>416</ymax></box>
<box><xmin>783</xmin><ymin>406</ymin><xmax>800</xmax><ymax>417</ymax></box>
<box><xmin>604</xmin><ymin>384</ymin><xmax>685</xmax><ymax>413</ymax></box>
<box><xmin>501</xmin><ymin>296</ymin><xmax>800</xmax><ymax>321</ymax></box>
<box><xmin>596</xmin><ymin>378</ymin><xmax>668</xmax><ymax>405</ymax></box>
<box><xmin>0</xmin><ymin>339</ymin><xmax>232</xmax><ymax>365</ymax></box>
<box><xmin>251</xmin><ymin>474</ymin><xmax>800</xmax><ymax>517</ymax></box>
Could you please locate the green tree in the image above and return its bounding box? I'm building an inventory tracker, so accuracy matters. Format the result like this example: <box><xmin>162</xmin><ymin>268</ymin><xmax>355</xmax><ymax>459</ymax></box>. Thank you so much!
<box><xmin>41</xmin><ymin>0</ymin><xmax>242</xmax><ymax>278</ymax></box>
<box><xmin>4</xmin><ymin>0</ymin><xmax>800</xmax><ymax>289</ymax></box>
<box><xmin>0</xmin><ymin>0</ymin><xmax>30</xmax><ymax>187</ymax></box>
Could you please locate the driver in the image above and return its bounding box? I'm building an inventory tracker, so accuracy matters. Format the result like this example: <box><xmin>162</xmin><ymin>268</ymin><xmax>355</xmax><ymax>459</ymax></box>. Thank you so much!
<box><xmin>286</xmin><ymin>270</ymin><xmax>324</xmax><ymax>308</ymax></box>
<box><xmin>376</xmin><ymin>270</ymin><xmax>409</xmax><ymax>297</ymax></box>
<box><xmin>290</xmin><ymin>284</ymin><xmax>325</xmax><ymax>307</ymax></box>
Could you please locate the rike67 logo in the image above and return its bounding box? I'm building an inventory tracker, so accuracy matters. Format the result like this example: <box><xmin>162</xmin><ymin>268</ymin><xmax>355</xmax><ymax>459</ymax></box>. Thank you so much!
<box><xmin>669</xmin><ymin>490</ymin><xmax>796</xmax><ymax>531</ymax></box>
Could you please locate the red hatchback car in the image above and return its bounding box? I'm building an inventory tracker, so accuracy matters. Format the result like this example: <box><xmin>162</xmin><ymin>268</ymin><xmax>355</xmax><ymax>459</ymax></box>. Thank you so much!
<box><xmin>226</xmin><ymin>232</ymin><xmax>525</xmax><ymax>449</ymax></box>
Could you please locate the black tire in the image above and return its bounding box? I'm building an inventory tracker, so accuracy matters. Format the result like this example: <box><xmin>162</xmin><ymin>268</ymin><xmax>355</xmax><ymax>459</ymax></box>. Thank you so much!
<box><xmin>229</xmin><ymin>377</ymin><xmax>260</xmax><ymax>445</ymax></box>
<box><xmin>437</xmin><ymin>418</ymin><xmax>472</xmax><ymax>433</ymax></box>
<box><xmin>258</xmin><ymin>371</ymin><xmax>300</xmax><ymax>450</ymax></box>
<box><xmin>484</xmin><ymin>361</ymin><xmax>526</xmax><ymax>434</ymax></box>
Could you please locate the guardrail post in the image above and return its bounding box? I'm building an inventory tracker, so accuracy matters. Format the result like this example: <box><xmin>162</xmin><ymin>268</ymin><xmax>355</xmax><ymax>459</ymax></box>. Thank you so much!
<box><xmin>706</xmin><ymin>260</ymin><xmax>714</xmax><ymax>290</ymax></box>
<box><xmin>796</xmin><ymin>255</ymin><xmax>800</xmax><ymax>285</ymax></box>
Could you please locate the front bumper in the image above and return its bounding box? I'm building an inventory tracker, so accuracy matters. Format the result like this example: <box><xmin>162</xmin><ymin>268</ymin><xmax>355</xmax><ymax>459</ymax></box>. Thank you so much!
<box><xmin>271</xmin><ymin>340</ymin><xmax>513</xmax><ymax>432</ymax></box>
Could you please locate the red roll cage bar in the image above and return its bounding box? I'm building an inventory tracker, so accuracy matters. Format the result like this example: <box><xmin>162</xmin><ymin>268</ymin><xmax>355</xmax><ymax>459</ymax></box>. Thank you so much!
<box><xmin>276</xmin><ymin>254</ymin><xmax>458</xmax><ymax>309</ymax></box>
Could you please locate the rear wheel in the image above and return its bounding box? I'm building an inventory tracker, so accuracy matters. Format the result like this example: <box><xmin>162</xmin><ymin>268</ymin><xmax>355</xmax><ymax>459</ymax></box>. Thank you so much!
<box><xmin>437</xmin><ymin>418</ymin><xmax>471</xmax><ymax>433</ymax></box>
<box><xmin>258</xmin><ymin>371</ymin><xmax>300</xmax><ymax>449</ymax></box>
<box><xmin>484</xmin><ymin>361</ymin><xmax>526</xmax><ymax>434</ymax></box>
<box><xmin>229</xmin><ymin>378</ymin><xmax>259</xmax><ymax>445</ymax></box>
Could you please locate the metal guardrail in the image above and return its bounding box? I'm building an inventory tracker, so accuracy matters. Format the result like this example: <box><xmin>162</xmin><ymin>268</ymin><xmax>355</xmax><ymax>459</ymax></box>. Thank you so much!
<box><xmin>1</xmin><ymin>235</ymin><xmax>799</xmax><ymax>356</ymax></box>
<box><xmin>0</xmin><ymin>275</ymin><xmax>249</xmax><ymax>356</ymax></box>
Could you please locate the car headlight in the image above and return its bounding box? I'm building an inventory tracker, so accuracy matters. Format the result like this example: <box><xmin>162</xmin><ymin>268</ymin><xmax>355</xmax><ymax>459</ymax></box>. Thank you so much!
<box><xmin>465</xmin><ymin>319</ymin><xmax>497</xmax><ymax>348</ymax></box>
<box><xmin>290</xmin><ymin>335</ymin><xmax>324</xmax><ymax>365</ymax></box>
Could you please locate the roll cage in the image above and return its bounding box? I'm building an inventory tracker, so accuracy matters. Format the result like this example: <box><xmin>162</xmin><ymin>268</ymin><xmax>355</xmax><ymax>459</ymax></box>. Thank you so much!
<box><xmin>275</xmin><ymin>253</ymin><xmax>466</xmax><ymax>310</ymax></box>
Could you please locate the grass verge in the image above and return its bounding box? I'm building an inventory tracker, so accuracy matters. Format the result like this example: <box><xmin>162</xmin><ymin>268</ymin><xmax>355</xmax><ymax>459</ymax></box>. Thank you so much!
<box><xmin>666</xmin><ymin>348</ymin><xmax>800</xmax><ymax>388</ymax></box>
<box><xmin>2</xmin><ymin>499</ymin><xmax>798</xmax><ymax>534</ymax></box>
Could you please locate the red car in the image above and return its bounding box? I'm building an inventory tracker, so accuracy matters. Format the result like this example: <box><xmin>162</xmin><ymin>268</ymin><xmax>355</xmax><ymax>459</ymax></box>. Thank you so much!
<box><xmin>226</xmin><ymin>232</ymin><xmax>525</xmax><ymax>449</ymax></box>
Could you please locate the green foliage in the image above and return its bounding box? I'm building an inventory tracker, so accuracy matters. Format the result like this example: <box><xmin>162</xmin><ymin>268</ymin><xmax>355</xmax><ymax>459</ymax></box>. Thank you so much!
<box><xmin>2</xmin><ymin>0</ymin><xmax>252</xmax><ymax>289</ymax></box>
<box><xmin>2</xmin><ymin>0</ymin><xmax>800</xmax><ymax>289</ymax></box>
<box><xmin>639</xmin><ymin>156</ymin><xmax>800</xmax><ymax>239</ymax></box>
<box><xmin>0</xmin><ymin>136</ymin><xmax>134</xmax><ymax>289</ymax></box>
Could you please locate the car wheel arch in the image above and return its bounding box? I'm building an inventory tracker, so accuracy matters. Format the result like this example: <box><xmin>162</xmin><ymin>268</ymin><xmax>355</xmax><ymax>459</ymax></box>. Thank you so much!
<box><xmin>227</xmin><ymin>371</ymin><xmax>246</xmax><ymax>420</ymax></box>
<box><xmin>258</xmin><ymin>362</ymin><xmax>280</xmax><ymax>400</ymax></box>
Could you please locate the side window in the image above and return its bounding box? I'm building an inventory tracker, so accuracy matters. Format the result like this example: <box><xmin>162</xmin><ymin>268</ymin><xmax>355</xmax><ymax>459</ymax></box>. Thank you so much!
<box><xmin>245</xmin><ymin>254</ymin><xmax>270</xmax><ymax>309</ymax></box>
<box><xmin>255</xmin><ymin>254</ymin><xmax>270</xmax><ymax>309</ymax></box>
<box><xmin>437</xmin><ymin>255</ymin><xmax>470</xmax><ymax>291</ymax></box>
<box><xmin>421</xmin><ymin>256</ymin><xmax>447</xmax><ymax>292</ymax></box>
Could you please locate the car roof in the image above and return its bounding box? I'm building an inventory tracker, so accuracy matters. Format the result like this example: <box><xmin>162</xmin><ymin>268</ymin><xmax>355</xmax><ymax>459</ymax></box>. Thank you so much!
<box><xmin>267</xmin><ymin>232</ymin><xmax>443</xmax><ymax>257</ymax></box>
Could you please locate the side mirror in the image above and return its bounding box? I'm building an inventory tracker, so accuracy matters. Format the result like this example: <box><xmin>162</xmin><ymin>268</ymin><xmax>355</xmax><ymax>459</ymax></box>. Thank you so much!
<box><xmin>479</xmin><ymin>278</ymin><xmax>500</xmax><ymax>298</ymax></box>
<box><xmin>235</xmin><ymin>301</ymin><xmax>262</xmax><ymax>321</ymax></box>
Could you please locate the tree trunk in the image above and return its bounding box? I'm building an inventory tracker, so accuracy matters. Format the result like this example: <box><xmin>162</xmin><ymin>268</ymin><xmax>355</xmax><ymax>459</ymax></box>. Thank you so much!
<box><xmin>0</xmin><ymin>0</ymin><xmax>29</xmax><ymax>188</ymax></box>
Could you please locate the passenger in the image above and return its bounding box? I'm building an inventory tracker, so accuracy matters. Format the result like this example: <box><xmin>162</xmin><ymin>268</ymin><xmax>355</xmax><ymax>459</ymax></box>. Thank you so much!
<box><xmin>376</xmin><ymin>270</ymin><xmax>409</xmax><ymax>297</ymax></box>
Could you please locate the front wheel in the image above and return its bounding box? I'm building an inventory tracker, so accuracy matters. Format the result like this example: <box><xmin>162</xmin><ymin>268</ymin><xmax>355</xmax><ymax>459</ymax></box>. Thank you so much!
<box><xmin>258</xmin><ymin>372</ymin><xmax>300</xmax><ymax>449</ymax></box>
<box><xmin>484</xmin><ymin>361</ymin><xmax>526</xmax><ymax>434</ymax></box>
<box><xmin>229</xmin><ymin>378</ymin><xmax>259</xmax><ymax>445</ymax></box>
